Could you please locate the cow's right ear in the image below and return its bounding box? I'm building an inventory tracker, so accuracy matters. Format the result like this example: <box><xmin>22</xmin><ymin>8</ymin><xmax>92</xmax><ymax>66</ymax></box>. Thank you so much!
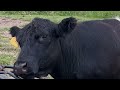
<box><xmin>56</xmin><ymin>17</ymin><xmax>77</xmax><ymax>37</ymax></box>
<box><xmin>9</xmin><ymin>26</ymin><xmax>20</xmax><ymax>37</ymax></box>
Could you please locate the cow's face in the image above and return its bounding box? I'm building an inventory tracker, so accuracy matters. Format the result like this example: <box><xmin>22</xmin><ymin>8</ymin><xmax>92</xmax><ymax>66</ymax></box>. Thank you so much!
<box><xmin>10</xmin><ymin>17</ymin><xmax>77</xmax><ymax>79</ymax></box>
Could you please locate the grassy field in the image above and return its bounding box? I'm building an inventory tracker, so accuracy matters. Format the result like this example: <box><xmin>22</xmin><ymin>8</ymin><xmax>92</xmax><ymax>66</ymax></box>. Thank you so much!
<box><xmin>0</xmin><ymin>11</ymin><xmax>120</xmax><ymax>65</ymax></box>
<box><xmin>0</xmin><ymin>11</ymin><xmax>120</xmax><ymax>18</ymax></box>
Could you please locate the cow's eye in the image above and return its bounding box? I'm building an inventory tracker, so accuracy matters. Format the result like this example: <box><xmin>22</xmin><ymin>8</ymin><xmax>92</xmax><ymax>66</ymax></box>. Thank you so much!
<box><xmin>35</xmin><ymin>34</ymin><xmax>49</xmax><ymax>44</ymax></box>
<box><xmin>39</xmin><ymin>35</ymin><xmax>48</xmax><ymax>42</ymax></box>
<box><xmin>35</xmin><ymin>35</ymin><xmax>48</xmax><ymax>40</ymax></box>
<box><xmin>41</xmin><ymin>35</ymin><xmax>47</xmax><ymax>39</ymax></box>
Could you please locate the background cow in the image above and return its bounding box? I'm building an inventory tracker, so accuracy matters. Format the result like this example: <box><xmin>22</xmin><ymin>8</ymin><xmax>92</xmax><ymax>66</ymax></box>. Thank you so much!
<box><xmin>10</xmin><ymin>17</ymin><xmax>120</xmax><ymax>79</ymax></box>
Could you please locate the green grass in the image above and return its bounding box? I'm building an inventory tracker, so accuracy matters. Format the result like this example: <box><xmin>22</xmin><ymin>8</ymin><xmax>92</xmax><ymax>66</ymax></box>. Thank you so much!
<box><xmin>0</xmin><ymin>11</ymin><xmax>120</xmax><ymax>18</ymax></box>
<box><xmin>0</xmin><ymin>28</ymin><xmax>19</xmax><ymax>65</ymax></box>
<box><xmin>0</xmin><ymin>11</ymin><xmax>120</xmax><ymax>22</ymax></box>
<box><xmin>0</xmin><ymin>11</ymin><xmax>120</xmax><ymax>65</ymax></box>
<box><xmin>0</xmin><ymin>54</ymin><xmax>16</xmax><ymax>65</ymax></box>
<box><xmin>0</xmin><ymin>15</ymin><xmax>99</xmax><ymax>22</ymax></box>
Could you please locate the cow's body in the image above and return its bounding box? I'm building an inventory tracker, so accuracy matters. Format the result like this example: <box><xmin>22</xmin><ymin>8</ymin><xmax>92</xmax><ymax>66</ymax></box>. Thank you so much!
<box><xmin>10</xmin><ymin>17</ymin><xmax>120</xmax><ymax>79</ymax></box>
<box><xmin>51</xmin><ymin>19</ymin><xmax>120</xmax><ymax>79</ymax></box>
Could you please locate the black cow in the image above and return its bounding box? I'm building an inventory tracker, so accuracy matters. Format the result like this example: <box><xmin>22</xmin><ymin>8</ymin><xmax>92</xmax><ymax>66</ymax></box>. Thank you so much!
<box><xmin>10</xmin><ymin>17</ymin><xmax>120</xmax><ymax>79</ymax></box>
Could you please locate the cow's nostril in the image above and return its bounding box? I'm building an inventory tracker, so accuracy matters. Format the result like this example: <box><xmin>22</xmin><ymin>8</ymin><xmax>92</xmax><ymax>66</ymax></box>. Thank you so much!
<box><xmin>14</xmin><ymin>62</ymin><xmax>28</xmax><ymax>75</ymax></box>
<box><xmin>22</xmin><ymin>68</ymin><xmax>27</xmax><ymax>73</ymax></box>
<box><xmin>20</xmin><ymin>62</ymin><xmax>27</xmax><ymax>68</ymax></box>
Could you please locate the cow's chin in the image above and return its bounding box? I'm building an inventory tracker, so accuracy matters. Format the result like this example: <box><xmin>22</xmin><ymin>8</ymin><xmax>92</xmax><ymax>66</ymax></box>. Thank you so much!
<box><xmin>38</xmin><ymin>71</ymin><xmax>49</xmax><ymax>77</ymax></box>
<box><xmin>35</xmin><ymin>69</ymin><xmax>52</xmax><ymax>78</ymax></box>
<box><xmin>15</xmin><ymin>69</ymin><xmax>49</xmax><ymax>79</ymax></box>
<box><xmin>20</xmin><ymin>71</ymin><xmax>49</xmax><ymax>79</ymax></box>
<box><xmin>17</xmin><ymin>72</ymin><xmax>35</xmax><ymax>79</ymax></box>
<box><xmin>21</xmin><ymin>75</ymin><xmax>35</xmax><ymax>79</ymax></box>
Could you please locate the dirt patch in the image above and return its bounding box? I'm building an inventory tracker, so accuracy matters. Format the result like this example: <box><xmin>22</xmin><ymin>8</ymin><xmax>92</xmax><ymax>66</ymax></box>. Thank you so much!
<box><xmin>0</xmin><ymin>17</ymin><xmax>29</xmax><ymax>28</ymax></box>
<box><xmin>1</xmin><ymin>31</ymin><xmax>11</xmax><ymax>38</ymax></box>
<box><xmin>0</xmin><ymin>17</ymin><xmax>30</xmax><ymax>38</ymax></box>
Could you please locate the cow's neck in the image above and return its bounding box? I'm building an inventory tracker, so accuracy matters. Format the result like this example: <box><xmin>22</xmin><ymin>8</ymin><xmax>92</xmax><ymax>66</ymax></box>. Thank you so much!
<box><xmin>51</xmin><ymin>37</ymin><xmax>77</xmax><ymax>79</ymax></box>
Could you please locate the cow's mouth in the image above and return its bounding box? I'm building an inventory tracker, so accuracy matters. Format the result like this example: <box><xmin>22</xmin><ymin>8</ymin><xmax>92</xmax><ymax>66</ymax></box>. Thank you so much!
<box><xmin>16</xmin><ymin>70</ymin><xmax>49</xmax><ymax>79</ymax></box>
<box><xmin>14</xmin><ymin>62</ymin><xmax>52</xmax><ymax>79</ymax></box>
<box><xmin>14</xmin><ymin>71</ymin><xmax>35</xmax><ymax>79</ymax></box>
<box><xmin>33</xmin><ymin>68</ymin><xmax>52</xmax><ymax>78</ymax></box>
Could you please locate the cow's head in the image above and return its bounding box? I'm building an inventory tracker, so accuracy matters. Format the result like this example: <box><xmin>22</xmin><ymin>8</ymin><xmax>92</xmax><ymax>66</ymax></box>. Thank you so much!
<box><xmin>10</xmin><ymin>17</ymin><xmax>77</xmax><ymax>79</ymax></box>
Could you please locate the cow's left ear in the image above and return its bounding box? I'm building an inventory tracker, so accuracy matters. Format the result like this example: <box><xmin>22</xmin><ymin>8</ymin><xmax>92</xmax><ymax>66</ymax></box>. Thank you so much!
<box><xmin>9</xmin><ymin>26</ymin><xmax>20</xmax><ymax>37</ymax></box>
<box><xmin>56</xmin><ymin>17</ymin><xmax>77</xmax><ymax>37</ymax></box>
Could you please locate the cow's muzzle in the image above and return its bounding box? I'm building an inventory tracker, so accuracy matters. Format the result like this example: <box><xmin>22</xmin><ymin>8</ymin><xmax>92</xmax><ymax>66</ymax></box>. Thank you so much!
<box><xmin>14</xmin><ymin>61</ymin><xmax>28</xmax><ymax>76</ymax></box>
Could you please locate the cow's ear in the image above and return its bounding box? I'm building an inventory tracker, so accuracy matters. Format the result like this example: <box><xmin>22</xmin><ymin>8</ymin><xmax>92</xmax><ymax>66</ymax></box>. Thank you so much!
<box><xmin>57</xmin><ymin>17</ymin><xmax>77</xmax><ymax>37</ymax></box>
<box><xmin>9</xmin><ymin>26</ymin><xmax>20</xmax><ymax>37</ymax></box>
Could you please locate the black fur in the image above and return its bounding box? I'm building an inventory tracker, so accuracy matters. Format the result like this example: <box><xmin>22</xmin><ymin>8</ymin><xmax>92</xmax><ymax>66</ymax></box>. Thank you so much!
<box><xmin>57</xmin><ymin>17</ymin><xmax>77</xmax><ymax>37</ymax></box>
<box><xmin>10</xmin><ymin>17</ymin><xmax>120</xmax><ymax>79</ymax></box>
<box><xmin>10</xmin><ymin>26</ymin><xmax>20</xmax><ymax>37</ymax></box>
